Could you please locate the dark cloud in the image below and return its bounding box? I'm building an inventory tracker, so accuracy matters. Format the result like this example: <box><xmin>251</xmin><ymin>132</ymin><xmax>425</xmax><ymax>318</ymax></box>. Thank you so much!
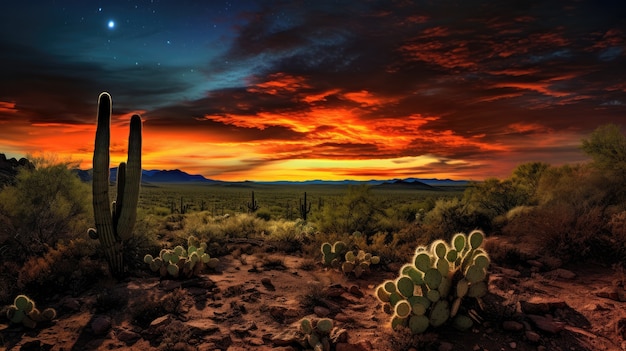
<box><xmin>1</xmin><ymin>0</ymin><xmax>625</xmax><ymax>180</ymax></box>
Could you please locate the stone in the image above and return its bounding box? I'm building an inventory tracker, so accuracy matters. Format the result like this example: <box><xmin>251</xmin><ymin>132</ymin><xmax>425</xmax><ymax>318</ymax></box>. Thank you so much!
<box><xmin>61</xmin><ymin>297</ymin><xmax>81</xmax><ymax>312</ymax></box>
<box><xmin>261</xmin><ymin>277</ymin><xmax>275</xmax><ymax>291</ymax></box>
<box><xmin>117</xmin><ymin>329</ymin><xmax>141</xmax><ymax>345</ymax></box>
<box><xmin>525</xmin><ymin>330</ymin><xmax>541</xmax><ymax>342</ymax></box>
<box><xmin>314</xmin><ymin>306</ymin><xmax>331</xmax><ymax>318</ymax></box>
<box><xmin>271</xmin><ymin>328</ymin><xmax>302</xmax><ymax>346</ymax></box>
<box><xmin>554</xmin><ymin>268</ymin><xmax>576</xmax><ymax>280</ymax></box>
<box><xmin>527</xmin><ymin>314</ymin><xmax>565</xmax><ymax>334</ymax></box>
<box><xmin>150</xmin><ymin>315</ymin><xmax>173</xmax><ymax>328</ymax></box>
<box><xmin>438</xmin><ymin>341</ymin><xmax>454</xmax><ymax>351</ymax></box>
<box><xmin>509</xmin><ymin>341</ymin><xmax>516</xmax><ymax>349</ymax></box>
<box><xmin>184</xmin><ymin>319</ymin><xmax>220</xmax><ymax>335</ymax></box>
<box><xmin>502</xmin><ymin>320</ymin><xmax>524</xmax><ymax>331</ymax></box>
<box><xmin>595</xmin><ymin>287</ymin><xmax>622</xmax><ymax>302</ymax></box>
<box><xmin>335</xmin><ymin>313</ymin><xmax>354</xmax><ymax>323</ymax></box>
<box><xmin>91</xmin><ymin>315</ymin><xmax>112</xmax><ymax>335</ymax></box>
<box><xmin>348</xmin><ymin>285</ymin><xmax>364</xmax><ymax>298</ymax></box>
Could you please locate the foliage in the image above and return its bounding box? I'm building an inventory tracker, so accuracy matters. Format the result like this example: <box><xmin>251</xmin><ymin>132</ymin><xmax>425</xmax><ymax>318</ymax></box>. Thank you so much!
<box><xmin>314</xmin><ymin>185</ymin><xmax>389</xmax><ymax>236</ymax></box>
<box><xmin>0</xmin><ymin>160</ymin><xmax>91</xmax><ymax>258</ymax></box>
<box><xmin>15</xmin><ymin>238</ymin><xmax>105</xmax><ymax>302</ymax></box>
<box><xmin>375</xmin><ymin>230</ymin><xmax>490</xmax><ymax>334</ymax></box>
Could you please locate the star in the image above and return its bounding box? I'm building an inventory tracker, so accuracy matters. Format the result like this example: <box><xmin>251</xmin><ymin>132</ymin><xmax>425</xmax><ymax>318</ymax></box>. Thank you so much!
<box><xmin>108</xmin><ymin>20</ymin><xmax>115</xmax><ymax>29</ymax></box>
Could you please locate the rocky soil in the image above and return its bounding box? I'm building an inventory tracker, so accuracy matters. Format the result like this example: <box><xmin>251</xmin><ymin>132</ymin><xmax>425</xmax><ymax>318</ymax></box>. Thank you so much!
<box><xmin>1</xmin><ymin>243</ymin><xmax>626</xmax><ymax>351</ymax></box>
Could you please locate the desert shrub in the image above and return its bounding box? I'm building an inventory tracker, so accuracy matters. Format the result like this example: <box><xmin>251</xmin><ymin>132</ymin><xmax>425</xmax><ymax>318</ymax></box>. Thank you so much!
<box><xmin>184</xmin><ymin>212</ymin><xmax>268</xmax><ymax>242</ymax></box>
<box><xmin>15</xmin><ymin>238</ymin><xmax>106</xmax><ymax>302</ymax></box>
<box><xmin>256</xmin><ymin>209</ymin><xmax>272</xmax><ymax>221</ymax></box>
<box><xmin>314</xmin><ymin>185</ymin><xmax>385</xmax><ymax>236</ymax></box>
<box><xmin>130</xmin><ymin>288</ymin><xmax>188</xmax><ymax>327</ymax></box>
<box><xmin>422</xmin><ymin>198</ymin><xmax>489</xmax><ymax>237</ymax></box>
<box><xmin>0</xmin><ymin>160</ymin><xmax>91</xmax><ymax>258</ymax></box>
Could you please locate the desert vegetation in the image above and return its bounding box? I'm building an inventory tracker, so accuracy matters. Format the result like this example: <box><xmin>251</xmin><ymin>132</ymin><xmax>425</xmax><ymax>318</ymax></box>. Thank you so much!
<box><xmin>1</xmin><ymin>122</ymin><xmax>626</xmax><ymax>350</ymax></box>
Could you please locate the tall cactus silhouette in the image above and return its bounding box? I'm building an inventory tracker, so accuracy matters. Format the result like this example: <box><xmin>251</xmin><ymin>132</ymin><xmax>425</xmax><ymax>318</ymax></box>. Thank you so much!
<box><xmin>299</xmin><ymin>192</ymin><xmax>311</xmax><ymax>221</ymax></box>
<box><xmin>88</xmin><ymin>92</ymin><xmax>142</xmax><ymax>278</ymax></box>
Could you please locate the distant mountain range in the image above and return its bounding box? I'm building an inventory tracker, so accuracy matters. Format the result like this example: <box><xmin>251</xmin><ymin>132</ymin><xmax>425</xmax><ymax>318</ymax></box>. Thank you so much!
<box><xmin>74</xmin><ymin>167</ymin><xmax>469</xmax><ymax>187</ymax></box>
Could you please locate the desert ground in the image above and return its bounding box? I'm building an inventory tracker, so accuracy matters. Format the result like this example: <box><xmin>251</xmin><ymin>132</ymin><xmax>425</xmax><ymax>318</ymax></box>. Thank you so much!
<box><xmin>1</xmin><ymin>238</ymin><xmax>625</xmax><ymax>351</ymax></box>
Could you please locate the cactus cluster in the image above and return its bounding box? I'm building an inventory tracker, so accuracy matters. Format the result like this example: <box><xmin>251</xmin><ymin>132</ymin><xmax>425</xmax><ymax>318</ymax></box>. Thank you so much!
<box><xmin>6</xmin><ymin>295</ymin><xmax>56</xmax><ymax>328</ymax></box>
<box><xmin>375</xmin><ymin>230</ymin><xmax>490</xmax><ymax>334</ymax></box>
<box><xmin>144</xmin><ymin>236</ymin><xmax>219</xmax><ymax>278</ymax></box>
<box><xmin>299</xmin><ymin>317</ymin><xmax>334</xmax><ymax>351</ymax></box>
<box><xmin>320</xmin><ymin>241</ymin><xmax>380</xmax><ymax>278</ymax></box>
<box><xmin>342</xmin><ymin>249</ymin><xmax>381</xmax><ymax>278</ymax></box>
<box><xmin>320</xmin><ymin>241</ymin><xmax>348</xmax><ymax>266</ymax></box>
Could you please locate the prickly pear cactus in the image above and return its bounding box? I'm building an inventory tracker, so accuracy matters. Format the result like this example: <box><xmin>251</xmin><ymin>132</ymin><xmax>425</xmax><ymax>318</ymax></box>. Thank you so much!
<box><xmin>144</xmin><ymin>235</ymin><xmax>219</xmax><ymax>278</ymax></box>
<box><xmin>320</xmin><ymin>241</ymin><xmax>347</xmax><ymax>267</ymax></box>
<box><xmin>6</xmin><ymin>295</ymin><xmax>56</xmax><ymax>328</ymax></box>
<box><xmin>299</xmin><ymin>317</ymin><xmax>334</xmax><ymax>351</ymax></box>
<box><xmin>341</xmin><ymin>249</ymin><xmax>380</xmax><ymax>278</ymax></box>
<box><xmin>375</xmin><ymin>230</ymin><xmax>490</xmax><ymax>334</ymax></box>
<box><xmin>320</xmin><ymin>241</ymin><xmax>380</xmax><ymax>278</ymax></box>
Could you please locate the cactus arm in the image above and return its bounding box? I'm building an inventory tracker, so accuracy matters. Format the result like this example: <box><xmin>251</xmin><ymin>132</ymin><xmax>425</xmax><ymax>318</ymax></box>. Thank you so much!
<box><xmin>115</xmin><ymin>114</ymin><xmax>142</xmax><ymax>240</ymax></box>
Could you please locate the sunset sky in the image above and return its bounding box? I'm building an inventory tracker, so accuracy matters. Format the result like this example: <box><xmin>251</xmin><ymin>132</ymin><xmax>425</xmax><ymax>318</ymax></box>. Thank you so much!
<box><xmin>1</xmin><ymin>1</ymin><xmax>625</xmax><ymax>181</ymax></box>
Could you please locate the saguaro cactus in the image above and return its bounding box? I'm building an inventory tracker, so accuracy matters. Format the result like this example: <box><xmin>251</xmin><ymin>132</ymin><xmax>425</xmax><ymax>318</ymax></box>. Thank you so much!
<box><xmin>247</xmin><ymin>191</ymin><xmax>259</xmax><ymax>212</ymax></box>
<box><xmin>88</xmin><ymin>92</ymin><xmax>142</xmax><ymax>278</ymax></box>
<box><xmin>299</xmin><ymin>192</ymin><xmax>311</xmax><ymax>221</ymax></box>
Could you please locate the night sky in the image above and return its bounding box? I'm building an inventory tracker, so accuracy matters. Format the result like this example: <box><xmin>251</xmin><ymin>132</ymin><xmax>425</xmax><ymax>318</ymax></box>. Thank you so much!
<box><xmin>1</xmin><ymin>1</ymin><xmax>625</xmax><ymax>181</ymax></box>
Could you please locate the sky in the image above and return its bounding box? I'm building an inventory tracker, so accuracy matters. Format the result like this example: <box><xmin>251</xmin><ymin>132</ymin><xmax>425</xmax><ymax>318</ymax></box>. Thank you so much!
<box><xmin>0</xmin><ymin>0</ymin><xmax>625</xmax><ymax>181</ymax></box>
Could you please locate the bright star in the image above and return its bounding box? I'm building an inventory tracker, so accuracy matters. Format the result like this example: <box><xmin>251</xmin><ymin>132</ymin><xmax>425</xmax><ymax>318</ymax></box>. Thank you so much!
<box><xmin>108</xmin><ymin>20</ymin><xmax>115</xmax><ymax>29</ymax></box>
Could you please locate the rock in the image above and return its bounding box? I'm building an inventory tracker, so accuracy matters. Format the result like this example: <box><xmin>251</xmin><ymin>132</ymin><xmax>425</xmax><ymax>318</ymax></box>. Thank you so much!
<box><xmin>526</xmin><ymin>314</ymin><xmax>565</xmax><ymax>334</ymax></box>
<box><xmin>348</xmin><ymin>285</ymin><xmax>364</xmax><ymax>298</ymax></box>
<box><xmin>61</xmin><ymin>297</ymin><xmax>81</xmax><ymax>312</ymax></box>
<box><xmin>91</xmin><ymin>315</ymin><xmax>112</xmax><ymax>335</ymax></box>
<box><xmin>247</xmin><ymin>337</ymin><xmax>265</xmax><ymax>346</ymax></box>
<box><xmin>509</xmin><ymin>341</ymin><xmax>517</xmax><ymax>349</ymax></box>
<box><xmin>117</xmin><ymin>329</ymin><xmax>141</xmax><ymax>345</ymax></box>
<box><xmin>438</xmin><ymin>341</ymin><xmax>454</xmax><ymax>351</ymax></box>
<box><xmin>184</xmin><ymin>319</ymin><xmax>220</xmax><ymax>335</ymax></box>
<box><xmin>314</xmin><ymin>306</ymin><xmax>331</xmax><ymax>317</ymax></box>
<box><xmin>527</xmin><ymin>260</ymin><xmax>544</xmax><ymax>269</ymax></box>
<box><xmin>595</xmin><ymin>287</ymin><xmax>625</xmax><ymax>302</ymax></box>
<box><xmin>149</xmin><ymin>315</ymin><xmax>173</xmax><ymax>328</ymax></box>
<box><xmin>495</xmin><ymin>267</ymin><xmax>522</xmax><ymax>277</ymax></box>
<box><xmin>519</xmin><ymin>301</ymin><xmax>550</xmax><ymax>315</ymax></box>
<box><xmin>271</xmin><ymin>328</ymin><xmax>302</xmax><ymax>346</ymax></box>
<box><xmin>554</xmin><ymin>268</ymin><xmax>576</xmax><ymax>280</ymax></box>
<box><xmin>324</xmin><ymin>285</ymin><xmax>346</xmax><ymax>297</ymax></box>
<box><xmin>539</xmin><ymin>256</ymin><xmax>562</xmax><ymax>270</ymax></box>
<box><xmin>502</xmin><ymin>320</ymin><xmax>524</xmax><ymax>331</ymax></box>
<box><xmin>525</xmin><ymin>330</ymin><xmax>540</xmax><ymax>342</ymax></box>
<box><xmin>261</xmin><ymin>277</ymin><xmax>275</xmax><ymax>291</ymax></box>
<box><xmin>335</xmin><ymin>313</ymin><xmax>354</xmax><ymax>323</ymax></box>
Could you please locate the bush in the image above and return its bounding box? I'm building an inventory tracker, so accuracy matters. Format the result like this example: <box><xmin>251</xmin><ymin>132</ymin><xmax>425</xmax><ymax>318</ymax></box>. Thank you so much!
<box><xmin>0</xmin><ymin>160</ymin><xmax>91</xmax><ymax>258</ymax></box>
